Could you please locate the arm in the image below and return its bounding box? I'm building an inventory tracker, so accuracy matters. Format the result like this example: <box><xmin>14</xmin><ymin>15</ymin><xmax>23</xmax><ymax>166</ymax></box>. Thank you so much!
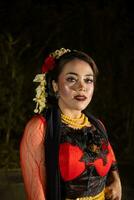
<box><xmin>105</xmin><ymin>144</ymin><xmax>122</xmax><ymax>200</ymax></box>
<box><xmin>20</xmin><ymin>115</ymin><xmax>46</xmax><ymax>200</ymax></box>
<box><xmin>106</xmin><ymin>170</ymin><xmax>122</xmax><ymax>200</ymax></box>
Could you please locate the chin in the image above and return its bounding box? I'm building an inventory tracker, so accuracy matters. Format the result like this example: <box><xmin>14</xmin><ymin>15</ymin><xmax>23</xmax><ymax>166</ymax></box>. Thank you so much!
<box><xmin>73</xmin><ymin>105</ymin><xmax>88</xmax><ymax>111</ymax></box>
<box><xmin>76</xmin><ymin>102</ymin><xmax>90</xmax><ymax>110</ymax></box>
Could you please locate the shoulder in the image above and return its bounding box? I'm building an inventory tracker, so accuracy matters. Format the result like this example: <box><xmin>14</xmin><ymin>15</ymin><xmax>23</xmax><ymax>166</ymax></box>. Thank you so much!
<box><xmin>25</xmin><ymin>114</ymin><xmax>46</xmax><ymax>127</ymax></box>
<box><xmin>97</xmin><ymin>119</ymin><xmax>107</xmax><ymax>133</ymax></box>
<box><xmin>87</xmin><ymin>113</ymin><xmax>106</xmax><ymax>129</ymax></box>
<box><xmin>22</xmin><ymin>115</ymin><xmax>47</xmax><ymax>145</ymax></box>
<box><xmin>86</xmin><ymin>113</ymin><xmax>108</xmax><ymax>137</ymax></box>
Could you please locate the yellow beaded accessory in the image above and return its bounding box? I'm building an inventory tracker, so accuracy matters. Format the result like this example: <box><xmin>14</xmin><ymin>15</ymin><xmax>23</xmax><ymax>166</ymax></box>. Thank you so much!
<box><xmin>61</xmin><ymin>113</ymin><xmax>91</xmax><ymax>129</ymax></box>
<box><xmin>33</xmin><ymin>48</ymin><xmax>71</xmax><ymax>114</ymax></box>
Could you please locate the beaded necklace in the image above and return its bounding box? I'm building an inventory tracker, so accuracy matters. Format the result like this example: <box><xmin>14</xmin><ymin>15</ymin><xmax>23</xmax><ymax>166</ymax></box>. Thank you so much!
<box><xmin>61</xmin><ymin>113</ymin><xmax>91</xmax><ymax>129</ymax></box>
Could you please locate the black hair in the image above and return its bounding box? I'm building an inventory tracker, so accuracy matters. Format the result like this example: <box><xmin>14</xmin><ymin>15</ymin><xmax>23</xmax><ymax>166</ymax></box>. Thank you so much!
<box><xmin>45</xmin><ymin>49</ymin><xmax>99</xmax><ymax>107</ymax></box>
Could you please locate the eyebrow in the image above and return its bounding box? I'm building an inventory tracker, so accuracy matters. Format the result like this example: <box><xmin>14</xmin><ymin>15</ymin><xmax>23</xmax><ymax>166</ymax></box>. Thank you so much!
<box><xmin>66</xmin><ymin>72</ymin><xmax>94</xmax><ymax>76</ymax></box>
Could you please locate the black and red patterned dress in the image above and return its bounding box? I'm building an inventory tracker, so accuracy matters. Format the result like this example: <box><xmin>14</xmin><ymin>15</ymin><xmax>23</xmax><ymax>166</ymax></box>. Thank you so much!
<box><xmin>20</xmin><ymin>111</ymin><xmax>118</xmax><ymax>200</ymax></box>
<box><xmin>59</xmin><ymin>121</ymin><xmax>117</xmax><ymax>199</ymax></box>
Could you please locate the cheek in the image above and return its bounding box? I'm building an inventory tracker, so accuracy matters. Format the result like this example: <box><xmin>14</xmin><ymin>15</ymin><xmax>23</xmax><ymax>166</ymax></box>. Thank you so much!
<box><xmin>58</xmin><ymin>81</ymin><xmax>72</xmax><ymax>97</ymax></box>
<box><xmin>87</xmin><ymin>85</ymin><xmax>94</xmax><ymax>97</ymax></box>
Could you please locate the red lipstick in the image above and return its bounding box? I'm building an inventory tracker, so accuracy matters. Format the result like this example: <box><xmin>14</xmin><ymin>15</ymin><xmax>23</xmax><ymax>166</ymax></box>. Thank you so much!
<box><xmin>74</xmin><ymin>95</ymin><xmax>87</xmax><ymax>101</ymax></box>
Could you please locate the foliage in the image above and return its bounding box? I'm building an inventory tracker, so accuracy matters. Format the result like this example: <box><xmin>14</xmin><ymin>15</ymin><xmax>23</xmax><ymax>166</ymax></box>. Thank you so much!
<box><xmin>0</xmin><ymin>33</ymin><xmax>32</xmax><ymax>145</ymax></box>
<box><xmin>0</xmin><ymin>141</ymin><xmax>19</xmax><ymax>169</ymax></box>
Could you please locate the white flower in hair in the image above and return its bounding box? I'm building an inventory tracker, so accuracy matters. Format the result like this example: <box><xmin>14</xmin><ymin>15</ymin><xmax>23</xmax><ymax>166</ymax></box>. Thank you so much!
<box><xmin>33</xmin><ymin>48</ymin><xmax>71</xmax><ymax>113</ymax></box>
<box><xmin>33</xmin><ymin>74</ymin><xmax>47</xmax><ymax>113</ymax></box>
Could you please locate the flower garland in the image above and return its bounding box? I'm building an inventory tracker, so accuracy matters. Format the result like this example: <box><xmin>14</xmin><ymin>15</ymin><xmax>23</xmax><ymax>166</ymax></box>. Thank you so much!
<box><xmin>33</xmin><ymin>48</ymin><xmax>71</xmax><ymax>113</ymax></box>
<box><xmin>33</xmin><ymin>74</ymin><xmax>47</xmax><ymax>113</ymax></box>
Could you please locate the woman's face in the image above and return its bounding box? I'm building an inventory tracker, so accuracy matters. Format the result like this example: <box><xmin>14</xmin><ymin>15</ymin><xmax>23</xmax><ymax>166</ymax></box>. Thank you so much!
<box><xmin>53</xmin><ymin>59</ymin><xmax>94</xmax><ymax>116</ymax></box>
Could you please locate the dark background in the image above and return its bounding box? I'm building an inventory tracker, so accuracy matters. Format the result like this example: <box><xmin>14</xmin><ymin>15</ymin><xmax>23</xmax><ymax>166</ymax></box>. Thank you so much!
<box><xmin>0</xmin><ymin>0</ymin><xmax>134</xmax><ymax>199</ymax></box>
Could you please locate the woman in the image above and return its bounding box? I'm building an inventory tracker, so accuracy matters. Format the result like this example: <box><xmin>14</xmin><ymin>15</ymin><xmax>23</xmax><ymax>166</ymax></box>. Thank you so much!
<box><xmin>20</xmin><ymin>48</ymin><xmax>122</xmax><ymax>200</ymax></box>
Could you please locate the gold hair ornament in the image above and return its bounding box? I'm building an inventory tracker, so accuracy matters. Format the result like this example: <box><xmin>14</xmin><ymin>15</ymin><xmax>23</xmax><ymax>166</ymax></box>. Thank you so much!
<box><xmin>50</xmin><ymin>48</ymin><xmax>71</xmax><ymax>59</ymax></box>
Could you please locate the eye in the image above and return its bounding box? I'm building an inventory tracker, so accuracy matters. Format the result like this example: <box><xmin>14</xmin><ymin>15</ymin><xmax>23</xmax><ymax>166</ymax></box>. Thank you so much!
<box><xmin>84</xmin><ymin>78</ymin><xmax>94</xmax><ymax>84</ymax></box>
<box><xmin>66</xmin><ymin>76</ymin><xmax>77</xmax><ymax>83</ymax></box>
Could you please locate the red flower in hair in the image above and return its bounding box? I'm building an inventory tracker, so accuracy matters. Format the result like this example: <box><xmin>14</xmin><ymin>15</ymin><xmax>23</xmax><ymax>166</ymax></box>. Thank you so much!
<box><xmin>41</xmin><ymin>55</ymin><xmax>55</xmax><ymax>73</ymax></box>
<box><xmin>102</xmin><ymin>141</ymin><xmax>108</xmax><ymax>151</ymax></box>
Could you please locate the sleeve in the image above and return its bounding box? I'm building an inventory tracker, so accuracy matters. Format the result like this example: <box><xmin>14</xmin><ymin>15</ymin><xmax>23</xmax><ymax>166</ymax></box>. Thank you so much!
<box><xmin>20</xmin><ymin>115</ymin><xmax>47</xmax><ymax>200</ymax></box>
<box><xmin>108</xmin><ymin>143</ymin><xmax>118</xmax><ymax>171</ymax></box>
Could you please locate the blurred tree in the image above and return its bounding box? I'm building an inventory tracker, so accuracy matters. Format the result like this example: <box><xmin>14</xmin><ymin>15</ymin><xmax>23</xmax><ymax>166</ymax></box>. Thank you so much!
<box><xmin>0</xmin><ymin>33</ymin><xmax>31</xmax><ymax>145</ymax></box>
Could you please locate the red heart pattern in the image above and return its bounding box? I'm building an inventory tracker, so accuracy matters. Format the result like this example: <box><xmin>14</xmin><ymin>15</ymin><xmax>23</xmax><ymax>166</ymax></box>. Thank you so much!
<box><xmin>59</xmin><ymin>143</ymin><xmax>113</xmax><ymax>181</ymax></box>
<box><xmin>59</xmin><ymin>143</ymin><xmax>85</xmax><ymax>181</ymax></box>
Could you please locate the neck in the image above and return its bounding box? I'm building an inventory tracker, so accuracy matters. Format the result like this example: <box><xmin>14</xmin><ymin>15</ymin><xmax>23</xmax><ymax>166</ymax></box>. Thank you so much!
<box><xmin>58</xmin><ymin>105</ymin><xmax>82</xmax><ymax>119</ymax></box>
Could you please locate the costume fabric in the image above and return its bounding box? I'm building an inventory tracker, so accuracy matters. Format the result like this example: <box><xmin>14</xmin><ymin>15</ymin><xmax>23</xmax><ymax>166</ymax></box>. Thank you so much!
<box><xmin>59</xmin><ymin>123</ymin><xmax>117</xmax><ymax>199</ymax></box>
<box><xmin>20</xmin><ymin>115</ymin><xmax>46</xmax><ymax>200</ymax></box>
<box><xmin>20</xmin><ymin>108</ymin><xmax>117</xmax><ymax>200</ymax></box>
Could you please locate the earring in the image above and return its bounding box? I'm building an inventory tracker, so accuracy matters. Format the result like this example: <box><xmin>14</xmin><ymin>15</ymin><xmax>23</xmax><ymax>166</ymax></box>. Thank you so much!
<box><xmin>55</xmin><ymin>91</ymin><xmax>60</xmax><ymax>99</ymax></box>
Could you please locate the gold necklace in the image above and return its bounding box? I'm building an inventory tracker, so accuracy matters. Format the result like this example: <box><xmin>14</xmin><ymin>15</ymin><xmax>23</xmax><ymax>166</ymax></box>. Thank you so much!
<box><xmin>61</xmin><ymin>113</ymin><xmax>91</xmax><ymax>129</ymax></box>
